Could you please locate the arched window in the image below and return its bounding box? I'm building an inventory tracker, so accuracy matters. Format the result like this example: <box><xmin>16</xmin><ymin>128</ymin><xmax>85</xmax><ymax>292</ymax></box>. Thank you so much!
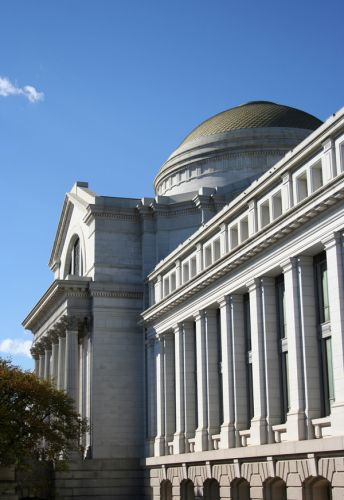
<box><xmin>304</xmin><ymin>477</ymin><xmax>332</xmax><ymax>500</ymax></box>
<box><xmin>67</xmin><ymin>237</ymin><xmax>82</xmax><ymax>277</ymax></box>
<box><xmin>181</xmin><ymin>479</ymin><xmax>195</xmax><ymax>500</ymax></box>
<box><xmin>264</xmin><ymin>477</ymin><xmax>287</xmax><ymax>500</ymax></box>
<box><xmin>204</xmin><ymin>479</ymin><xmax>220</xmax><ymax>500</ymax></box>
<box><xmin>160</xmin><ymin>480</ymin><xmax>172</xmax><ymax>500</ymax></box>
<box><xmin>231</xmin><ymin>478</ymin><xmax>250</xmax><ymax>500</ymax></box>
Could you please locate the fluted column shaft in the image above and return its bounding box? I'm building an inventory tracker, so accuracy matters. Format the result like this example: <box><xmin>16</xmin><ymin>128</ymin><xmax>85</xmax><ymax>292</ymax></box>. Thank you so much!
<box><xmin>57</xmin><ymin>334</ymin><xmax>66</xmax><ymax>390</ymax></box>
<box><xmin>64</xmin><ymin>327</ymin><xmax>79</xmax><ymax>404</ymax></box>
<box><xmin>44</xmin><ymin>348</ymin><xmax>52</xmax><ymax>380</ymax></box>
<box><xmin>51</xmin><ymin>339</ymin><xmax>59</xmax><ymax>386</ymax></box>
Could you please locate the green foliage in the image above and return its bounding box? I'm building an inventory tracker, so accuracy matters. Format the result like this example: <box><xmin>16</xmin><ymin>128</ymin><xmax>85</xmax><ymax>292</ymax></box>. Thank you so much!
<box><xmin>0</xmin><ymin>357</ymin><xmax>88</xmax><ymax>467</ymax></box>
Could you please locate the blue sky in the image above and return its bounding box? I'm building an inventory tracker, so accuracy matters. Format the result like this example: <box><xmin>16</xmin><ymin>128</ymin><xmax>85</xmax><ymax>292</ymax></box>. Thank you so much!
<box><xmin>0</xmin><ymin>0</ymin><xmax>343</xmax><ymax>370</ymax></box>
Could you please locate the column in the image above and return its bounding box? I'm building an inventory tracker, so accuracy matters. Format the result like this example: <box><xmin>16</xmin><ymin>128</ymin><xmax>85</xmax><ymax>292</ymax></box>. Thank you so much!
<box><xmin>30</xmin><ymin>347</ymin><xmax>40</xmax><ymax>376</ymax></box>
<box><xmin>323</xmin><ymin>232</ymin><xmax>344</xmax><ymax>434</ymax></box>
<box><xmin>219</xmin><ymin>296</ymin><xmax>235</xmax><ymax>449</ymax></box>
<box><xmin>194</xmin><ymin>311</ymin><xmax>208</xmax><ymax>451</ymax></box>
<box><xmin>164</xmin><ymin>332</ymin><xmax>175</xmax><ymax>453</ymax></box>
<box><xmin>43</xmin><ymin>339</ymin><xmax>52</xmax><ymax>381</ymax></box>
<box><xmin>57</xmin><ymin>330</ymin><xmax>66</xmax><ymax>390</ymax></box>
<box><xmin>38</xmin><ymin>344</ymin><xmax>45</xmax><ymax>380</ymax></box>
<box><xmin>50</xmin><ymin>331</ymin><xmax>59</xmax><ymax>386</ymax></box>
<box><xmin>205</xmin><ymin>309</ymin><xmax>220</xmax><ymax>449</ymax></box>
<box><xmin>173</xmin><ymin>323</ymin><xmax>185</xmax><ymax>454</ymax></box>
<box><xmin>260</xmin><ymin>277</ymin><xmax>282</xmax><ymax>442</ymax></box>
<box><xmin>283</xmin><ymin>256</ymin><xmax>321</xmax><ymax>441</ymax></box>
<box><xmin>183</xmin><ymin>321</ymin><xmax>197</xmax><ymax>451</ymax></box>
<box><xmin>154</xmin><ymin>336</ymin><xmax>165</xmax><ymax>456</ymax></box>
<box><xmin>146</xmin><ymin>337</ymin><xmax>156</xmax><ymax>455</ymax></box>
<box><xmin>247</xmin><ymin>279</ymin><xmax>267</xmax><ymax>445</ymax></box>
<box><xmin>230</xmin><ymin>295</ymin><xmax>248</xmax><ymax>445</ymax></box>
<box><xmin>64</xmin><ymin>317</ymin><xmax>80</xmax><ymax>404</ymax></box>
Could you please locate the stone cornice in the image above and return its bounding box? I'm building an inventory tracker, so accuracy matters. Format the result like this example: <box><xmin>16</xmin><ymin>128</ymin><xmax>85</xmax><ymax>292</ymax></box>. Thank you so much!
<box><xmin>22</xmin><ymin>278</ymin><xmax>92</xmax><ymax>333</ymax></box>
<box><xmin>142</xmin><ymin>176</ymin><xmax>344</xmax><ymax>323</ymax></box>
<box><xmin>83</xmin><ymin>204</ymin><xmax>140</xmax><ymax>225</ymax></box>
<box><xmin>49</xmin><ymin>197</ymin><xmax>74</xmax><ymax>269</ymax></box>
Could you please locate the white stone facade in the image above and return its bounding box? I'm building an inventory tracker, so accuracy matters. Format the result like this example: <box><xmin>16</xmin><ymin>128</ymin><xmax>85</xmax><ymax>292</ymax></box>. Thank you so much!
<box><xmin>23</xmin><ymin>102</ymin><xmax>344</xmax><ymax>499</ymax></box>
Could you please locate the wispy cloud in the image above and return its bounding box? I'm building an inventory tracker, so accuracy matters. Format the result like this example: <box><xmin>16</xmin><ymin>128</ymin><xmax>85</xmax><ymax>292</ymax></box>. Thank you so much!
<box><xmin>0</xmin><ymin>76</ymin><xmax>44</xmax><ymax>103</ymax></box>
<box><xmin>0</xmin><ymin>338</ymin><xmax>32</xmax><ymax>357</ymax></box>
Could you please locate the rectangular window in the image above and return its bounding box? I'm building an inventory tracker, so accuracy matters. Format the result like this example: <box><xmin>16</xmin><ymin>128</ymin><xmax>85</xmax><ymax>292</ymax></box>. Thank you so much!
<box><xmin>213</xmin><ymin>238</ymin><xmax>221</xmax><ymax>262</ymax></box>
<box><xmin>170</xmin><ymin>272</ymin><xmax>176</xmax><ymax>292</ymax></box>
<box><xmin>190</xmin><ymin>256</ymin><xmax>197</xmax><ymax>278</ymax></box>
<box><xmin>276</xmin><ymin>275</ymin><xmax>289</xmax><ymax>422</ymax></box>
<box><xmin>271</xmin><ymin>191</ymin><xmax>283</xmax><ymax>220</ymax></box>
<box><xmin>260</xmin><ymin>200</ymin><xmax>270</xmax><ymax>228</ymax></box>
<box><xmin>314</xmin><ymin>252</ymin><xmax>334</xmax><ymax>417</ymax></box>
<box><xmin>204</xmin><ymin>244</ymin><xmax>212</xmax><ymax>268</ymax></box>
<box><xmin>216</xmin><ymin>308</ymin><xmax>224</xmax><ymax>426</ymax></box>
<box><xmin>315</xmin><ymin>253</ymin><xmax>330</xmax><ymax>324</ymax></box>
<box><xmin>230</xmin><ymin>225</ymin><xmax>239</xmax><ymax>249</ymax></box>
<box><xmin>240</xmin><ymin>217</ymin><xmax>249</xmax><ymax>242</ymax></box>
<box><xmin>193</xmin><ymin>322</ymin><xmax>198</xmax><ymax>430</ymax></box>
<box><xmin>182</xmin><ymin>262</ymin><xmax>190</xmax><ymax>283</ymax></box>
<box><xmin>295</xmin><ymin>171</ymin><xmax>308</xmax><ymax>202</ymax></box>
<box><xmin>163</xmin><ymin>276</ymin><xmax>170</xmax><ymax>296</ymax></box>
<box><xmin>243</xmin><ymin>293</ymin><xmax>253</xmax><ymax>426</ymax></box>
<box><xmin>310</xmin><ymin>161</ymin><xmax>323</xmax><ymax>192</ymax></box>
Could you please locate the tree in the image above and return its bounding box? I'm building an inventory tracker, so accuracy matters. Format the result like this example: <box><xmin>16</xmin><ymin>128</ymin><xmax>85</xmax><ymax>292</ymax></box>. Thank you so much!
<box><xmin>0</xmin><ymin>357</ymin><xmax>87</xmax><ymax>467</ymax></box>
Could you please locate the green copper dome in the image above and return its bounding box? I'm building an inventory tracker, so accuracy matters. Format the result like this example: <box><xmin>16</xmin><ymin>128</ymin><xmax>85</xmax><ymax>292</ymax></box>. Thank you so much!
<box><xmin>180</xmin><ymin>101</ymin><xmax>322</xmax><ymax>147</ymax></box>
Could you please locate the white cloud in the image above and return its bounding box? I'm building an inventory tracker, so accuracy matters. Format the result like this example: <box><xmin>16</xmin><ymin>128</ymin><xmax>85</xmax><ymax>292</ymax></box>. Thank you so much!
<box><xmin>0</xmin><ymin>338</ymin><xmax>32</xmax><ymax>357</ymax></box>
<box><xmin>0</xmin><ymin>76</ymin><xmax>44</xmax><ymax>103</ymax></box>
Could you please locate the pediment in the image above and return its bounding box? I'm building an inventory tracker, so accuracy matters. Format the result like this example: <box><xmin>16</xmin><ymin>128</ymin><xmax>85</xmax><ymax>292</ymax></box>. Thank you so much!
<box><xmin>48</xmin><ymin>182</ymin><xmax>96</xmax><ymax>271</ymax></box>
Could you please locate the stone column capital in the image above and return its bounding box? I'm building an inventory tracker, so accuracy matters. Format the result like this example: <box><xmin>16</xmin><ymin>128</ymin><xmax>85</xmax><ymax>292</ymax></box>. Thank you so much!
<box><xmin>41</xmin><ymin>336</ymin><xmax>52</xmax><ymax>350</ymax></box>
<box><xmin>194</xmin><ymin>309</ymin><xmax>206</xmax><ymax>322</ymax></box>
<box><xmin>30</xmin><ymin>346</ymin><xmax>40</xmax><ymax>360</ymax></box>
<box><xmin>246</xmin><ymin>277</ymin><xmax>260</xmax><ymax>291</ymax></box>
<box><xmin>322</xmin><ymin>231</ymin><xmax>342</xmax><ymax>250</ymax></box>
<box><xmin>35</xmin><ymin>341</ymin><xmax>45</xmax><ymax>356</ymax></box>
<box><xmin>218</xmin><ymin>295</ymin><xmax>230</xmax><ymax>309</ymax></box>
<box><xmin>48</xmin><ymin>328</ymin><xmax>60</xmax><ymax>344</ymax></box>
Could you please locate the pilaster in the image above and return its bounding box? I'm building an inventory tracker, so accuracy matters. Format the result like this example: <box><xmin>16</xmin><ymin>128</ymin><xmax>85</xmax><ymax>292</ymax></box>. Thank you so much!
<box><xmin>323</xmin><ymin>232</ymin><xmax>344</xmax><ymax>434</ymax></box>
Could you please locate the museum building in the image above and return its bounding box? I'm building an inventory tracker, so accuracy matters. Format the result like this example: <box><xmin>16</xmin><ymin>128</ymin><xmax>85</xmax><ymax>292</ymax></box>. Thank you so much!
<box><xmin>23</xmin><ymin>101</ymin><xmax>344</xmax><ymax>499</ymax></box>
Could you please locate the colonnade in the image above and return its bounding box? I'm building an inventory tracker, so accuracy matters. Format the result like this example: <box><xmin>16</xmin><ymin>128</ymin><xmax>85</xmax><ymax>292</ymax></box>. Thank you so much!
<box><xmin>30</xmin><ymin>315</ymin><xmax>91</xmax><ymax>428</ymax></box>
<box><xmin>146</xmin><ymin>232</ymin><xmax>344</xmax><ymax>456</ymax></box>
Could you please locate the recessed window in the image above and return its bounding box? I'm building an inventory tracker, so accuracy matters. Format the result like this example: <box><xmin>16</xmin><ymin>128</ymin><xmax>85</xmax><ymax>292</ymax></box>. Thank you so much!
<box><xmin>295</xmin><ymin>171</ymin><xmax>308</xmax><ymax>202</ymax></box>
<box><xmin>310</xmin><ymin>161</ymin><xmax>323</xmax><ymax>192</ymax></box>
<box><xmin>68</xmin><ymin>237</ymin><xmax>82</xmax><ymax>276</ymax></box>
<box><xmin>271</xmin><ymin>191</ymin><xmax>283</xmax><ymax>220</ymax></box>
<box><xmin>240</xmin><ymin>217</ymin><xmax>249</xmax><ymax>242</ymax></box>
<box><xmin>260</xmin><ymin>200</ymin><xmax>270</xmax><ymax>228</ymax></box>
<box><xmin>230</xmin><ymin>225</ymin><xmax>239</xmax><ymax>249</ymax></box>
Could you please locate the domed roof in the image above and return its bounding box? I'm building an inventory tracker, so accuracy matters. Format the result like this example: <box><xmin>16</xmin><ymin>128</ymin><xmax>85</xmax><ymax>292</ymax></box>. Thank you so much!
<box><xmin>179</xmin><ymin>101</ymin><xmax>322</xmax><ymax>147</ymax></box>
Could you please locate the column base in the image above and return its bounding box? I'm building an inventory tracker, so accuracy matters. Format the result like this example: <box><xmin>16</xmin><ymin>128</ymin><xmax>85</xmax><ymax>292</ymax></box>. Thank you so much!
<box><xmin>250</xmin><ymin>417</ymin><xmax>267</xmax><ymax>445</ymax></box>
<box><xmin>330</xmin><ymin>402</ymin><xmax>344</xmax><ymax>435</ymax></box>
<box><xmin>173</xmin><ymin>432</ymin><xmax>185</xmax><ymax>454</ymax></box>
<box><xmin>154</xmin><ymin>436</ymin><xmax>165</xmax><ymax>457</ymax></box>
<box><xmin>286</xmin><ymin>410</ymin><xmax>306</xmax><ymax>441</ymax></box>
<box><xmin>195</xmin><ymin>428</ymin><xmax>208</xmax><ymax>452</ymax></box>
<box><xmin>220</xmin><ymin>423</ymin><xmax>235</xmax><ymax>449</ymax></box>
